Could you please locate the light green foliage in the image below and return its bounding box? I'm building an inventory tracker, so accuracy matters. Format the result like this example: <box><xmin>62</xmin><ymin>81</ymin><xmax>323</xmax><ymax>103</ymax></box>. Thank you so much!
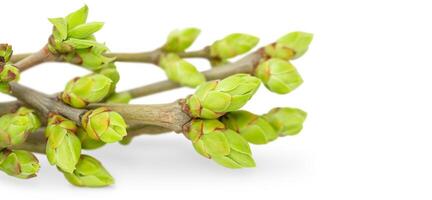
<box><xmin>186</xmin><ymin>74</ymin><xmax>261</xmax><ymax>119</ymax></box>
<box><xmin>263</xmin><ymin>107</ymin><xmax>307</xmax><ymax>136</ymax></box>
<box><xmin>0</xmin><ymin>149</ymin><xmax>40</xmax><ymax>179</ymax></box>
<box><xmin>210</xmin><ymin>33</ymin><xmax>259</xmax><ymax>59</ymax></box>
<box><xmin>45</xmin><ymin>114</ymin><xmax>81</xmax><ymax>173</ymax></box>
<box><xmin>77</xmin><ymin>128</ymin><xmax>105</xmax><ymax>150</ymax></box>
<box><xmin>221</xmin><ymin>110</ymin><xmax>278</xmax><ymax>144</ymax></box>
<box><xmin>159</xmin><ymin>53</ymin><xmax>205</xmax><ymax>87</ymax></box>
<box><xmin>163</xmin><ymin>28</ymin><xmax>201</xmax><ymax>52</ymax></box>
<box><xmin>61</xmin><ymin>74</ymin><xmax>113</xmax><ymax>108</ymax></box>
<box><xmin>81</xmin><ymin>107</ymin><xmax>127</xmax><ymax>143</ymax></box>
<box><xmin>62</xmin><ymin>155</ymin><xmax>114</xmax><ymax>187</ymax></box>
<box><xmin>255</xmin><ymin>58</ymin><xmax>303</xmax><ymax>94</ymax></box>
<box><xmin>0</xmin><ymin>107</ymin><xmax>41</xmax><ymax>148</ymax></box>
<box><xmin>265</xmin><ymin>32</ymin><xmax>313</xmax><ymax>60</ymax></box>
<box><xmin>186</xmin><ymin>119</ymin><xmax>255</xmax><ymax>168</ymax></box>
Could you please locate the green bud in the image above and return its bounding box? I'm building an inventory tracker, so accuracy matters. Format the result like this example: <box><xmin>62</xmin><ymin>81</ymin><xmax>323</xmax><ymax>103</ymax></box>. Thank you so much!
<box><xmin>61</xmin><ymin>74</ymin><xmax>113</xmax><ymax>108</ymax></box>
<box><xmin>75</xmin><ymin>47</ymin><xmax>115</xmax><ymax>71</ymax></box>
<box><xmin>185</xmin><ymin>119</ymin><xmax>255</xmax><ymax>168</ymax></box>
<box><xmin>81</xmin><ymin>107</ymin><xmax>127</xmax><ymax>143</ymax></box>
<box><xmin>210</xmin><ymin>33</ymin><xmax>259</xmax><ymax>59</ymax></box>
<box><xmin>105</xmin><ymin>92</ymin><xmax>132</xmax><ymax>104</ymax></box>
<box><xmin>68</xmin><ymin>22</ymin><xmax>104</xmax><ymax>39</ymax></box>
<box><xmin>265</xmin><ymin>32</ymin><xmax>313</xmax><ymax>60</ymax></box>
<box><xmin>45</xmin><ymin>114</ymin><xmax>81</xmax><ymax>173</ymax></box>
<box><xmin>159</xmin><ymin>53</ymin><xmax>205</xmax><ymax>87</ymax></box>
<box><xmin>0</xmin><ymin>149</ymin><xmax>40</xmax><ymax>179</ymax></box>
<box><xmin>77</xmin><ymin>128</ymin><xmax>105</xmax><ymax>150</ymax></box>
<box><xmin>163</xmin><ymin>28</ymin><xmax>201</xmax><ymax>52</ymax></box>
<box><xmin>0</xmin><ymin>107</ymin><xmax>41</xmax><ymax>148</ymax></box>
<box><xmin>0</xmin><ymin>44</ymin><xmax>13</xmax><ymax>63</ymax></box>
<box><xmin>255</xmin><ymin>58</ymin><xmax>303</xmax><ymax>94</ymax></box>
<box><xmin>221</xmin><ymin>110</ymin><xmax>278</xmax><ymax>144</ymax></box>
<box><xmin>0</xmin><ymin>64</ymin><xmax>20</xmax><ymax>93</ymax></box>
<box><xmin>263</xmin><ymin>107</ymin><xmax>307</xmax><ymax>136</ymax></box>
<box><xmin>97</xmin><ymin>63</ymin><xmax>120</xmax><ymax>85</ymax></box>
<box><xmin>185</xmin><ymin>74</ymin><xmax>261</xmax><ymax>119</ymax></box>
<box><xmin>63</xmin><ymin>155</ymin><xmax>114</xmax><ymax>187</ymax></box>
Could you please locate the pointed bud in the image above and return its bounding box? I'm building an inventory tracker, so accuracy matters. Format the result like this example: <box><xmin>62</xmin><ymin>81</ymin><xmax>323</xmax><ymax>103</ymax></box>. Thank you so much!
<box><xmin>185</xmin><ymin>119</ymin><xmax>255</xmax><ymax>168</ymax></box>
<box><xmin>105</xmin><ymin>92</ymin><xmax>132</xmax><ymax>104</ymax></box>
<box><xmin>210</xmin><ymin>33</ymin><xmax>259</xmax><ymax>59</ymax></box>
<box><xmin>263</xmin><ymin>107</ymin><xmax>307</xmax><ymax>136</ymax></box>
<box><xmin>265</xmin><ymin>32</ymin><xmax>313</xmax><ymax>60</ymax></box>
<box><xmin>77</xmin><ymin>128</ymin><xmax>105</xmax><ymax>150</ymax></box>
<box><xmin>185</xmin><ymin>74</ymin><xmax>261</xmax><ymax>119</ymax></box>
<box><xmin>61</xmin><ymin>74</ymin><xmax>113</xmax><ymax>108</ymax></box>
<box><xmin>75</xmin><ymin>46</ymin><xmax>115</xmax><ymax>71</ymax></box>
<box><xmin>0</xmin><ymin>44</ymin><xmax>13</xmax><ymax>63</ymax></box>
<box><xmin>45</xmin><ymin>114</ymin><xmax>81</xmax><ymax>173</ymax></box>
<box><xmin>159</xmin><ymin>53</ymin><xmax>205</xmax><ymax>87</ymax></box>
<box><xmin>255</xmin><ymin>58</ymin><xmax>303</xmax><ymax>94</ymax></box>
<box><xmin>65</xmin><ymin>5</ymin><xmax>89</xmax><ymax>30</ymax></box>
<box><xmin>221</xmin><ymin>110</ymin><xmax>277</xmax><ymax>144</ymax></box>
<box><xmin>0</xmin><ymin>107</ymin><xmax>41</xmax><ymax>148</ymax></box>
<box><xmin>62</xmin><ymin>155</ymin><xmax>114</xmax><ymax>187</ymax></box>
<box><xmin>163</xmin><ymin>28</ymin><xmax>201</xmax><ymax>52</ymax></box>
<box><xmin>81</xmin><ymin>107</ymin><xmax>127</xmax><ymax>143</ymax></box>
<box><xmin>0</xmin><ymin>149</ymin><xmax>40</xmax><ymax>179</ymax></box>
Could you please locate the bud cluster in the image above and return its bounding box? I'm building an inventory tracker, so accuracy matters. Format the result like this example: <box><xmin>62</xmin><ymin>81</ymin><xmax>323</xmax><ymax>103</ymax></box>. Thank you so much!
<box><xmin>0</xmin><ymin>149</ymin><xmax>40</xmax><ymax>179</ymax></box>
<box><xmin>0</xmin><ymin>44</ymin><xmax>20</xmax><ymax>93</ymax></box>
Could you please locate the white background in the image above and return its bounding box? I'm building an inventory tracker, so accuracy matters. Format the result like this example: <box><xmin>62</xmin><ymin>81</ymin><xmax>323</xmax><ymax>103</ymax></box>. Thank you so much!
<box><xmin>1</xmin><ymin>0</ymin><xmax>432</xmax><ymax>199</ymax></box>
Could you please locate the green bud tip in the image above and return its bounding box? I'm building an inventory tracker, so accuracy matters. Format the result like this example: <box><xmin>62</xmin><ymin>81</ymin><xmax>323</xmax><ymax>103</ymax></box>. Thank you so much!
<box><xmin>0</xmin><ymin>107</ymin><xmax>41</xmax><ymax>148</ymax></box>
<box><xmin>210</xmin><ymin>33</ymin><xmax>259</xmax><ymax>59</ymax></box>
<box><xmin>221</xmin><ymin>110</ymin><xmax>278</xmax><ymax>144</ymax></box>
<box><xmin>255</xmin><ymin>58</ymin><xmax>303</xmax><ymax>94</ymax></box>
<box><xmin>81</xmin><ymin>107</ymin><xmax>128</xmax><ymax>143</ymax></box>
<box><xmin>105</xmin><ymin>92</ymin><xmax>132</xmax><ymax>104</ymax></box>
<box><xmin>185</xmin><ymin>74</ymin><xmax>261</xmax><ymax>119</ymax></box>
<box><xmin>61</xmin><ymin>74</ymin><xmax>113</xmax><ymax>108</ymax></box>
<box><xmin>0</xmin><ymin>149</ymin><xmax>40</xmax><ymax>179</ymax></box>
<box><xmin>77</xmin><ymin>127</ymin><xmax>105</xmax><ymax>150</ymax></box>
<box><xmin>45</xmin><ymin>114</ymin><xmax>81</xmax><ymax>173</ymax></box>
<box><xmin>63</xmin><ymin>155</ymin><xmax>114</xmax><ymax>187</ymax></box>
<box><xmin>185</xmin><ymin>119</ymin><xmax>256</xmax><ymax>169</ymax></box>
<box><xmin>163</xmin><ymin>28</ymin><xmax>201</xmax><ymax>53</ymax></box>
<box><xmin>265</xmin><ymin>32</ymin><xmax>313</xmax><ymax>60</ymax></box>
<box><xmin>263</xmin><ymin>107</ymin><xmax>307</xmax><ymax>136</ymax></box>
<box><xmin>0</xmin><ymin>44</ymin><xmax>13</xmax><ymax>63</ymax></box>
<box><xmin>159</xmin><ymin>53</ymin><xmax>205</xmax><ymax>87</ymax></box>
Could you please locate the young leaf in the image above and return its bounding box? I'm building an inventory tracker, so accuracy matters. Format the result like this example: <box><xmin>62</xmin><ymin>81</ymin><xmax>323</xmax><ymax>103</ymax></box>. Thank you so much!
<box><xmin>48</xmin><ymin>18</ymin><xmax>68</xmax><ymax>40</ymax></box>
<box><xmin>68</xmin><ymin>22</ymin><xmax>104</xmax><ymax>39</ymax></box>
<box><xmin>66</xmin><ymin>5</ymin><xmax>89</xmax><ymax>30</ymax></box>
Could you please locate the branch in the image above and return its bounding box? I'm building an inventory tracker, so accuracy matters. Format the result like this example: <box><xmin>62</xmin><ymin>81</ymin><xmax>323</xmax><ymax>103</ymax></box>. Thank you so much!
<box><xmin>125</xmin><ymin>49</ymin><xmax>264</xmax><ymax>98</ymax></box>
<box><xmin>13</xmin><ymin>45</ymin><xmax>57</xmax><ymax>72</ymax></box>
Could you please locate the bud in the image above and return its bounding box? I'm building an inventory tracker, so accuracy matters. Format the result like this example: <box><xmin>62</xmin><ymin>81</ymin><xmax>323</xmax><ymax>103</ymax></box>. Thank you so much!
<box><xmin>265</xmin><ymin>32</ymin><xmax>313</xmax><ymax>60</ymax></box>
<box><xmin>0</xmin><ymin>107</ymin><xmax>41</xmax><ymax>148</ymax></box>
<box><xmin>255</xmin><ymin>58</ymin><xmax>303</xmax><ymax>94</ymax></box>
<box><xmin>67</xmin><ymin>22</ymin><xmax>104</xmax><ymax>39</ymax></box>
<box><xmin>81</xmin><ymin>107</ymin><xmax>127</xmax><ymax>143</ymax></box>
<box><xmin>0</xmin><ymin>44</ymin><xmax>13</xmax><ymax>63</ymax></box>
<box><xmin>45</xmin><ymin>114</ymin><xmax>81</xmax><ymax>173</ymax></box>
<box><xmin>263</xmin><ymin>107</ymin><xmax>307</xmax><ymax>136</ymax></box>
<box><xmin>62</xmin><ymin>155</ymin><xmax>114</xmax><ymax>187</ymax></box>
<box><xmin>61</xmin><ymin>74</ymin><xmax>113</xmax><ymax>108</ymax></box>
<box><xmin>65</xmin><ymin>5</ymin><xmax>89</xmax><ymax>30</ymax></box>
<box><xmin>210</xmin><ymin>33</ymin><xmax>259</xmax><ymax>59</ymax></box>
<box><xmin>77</xmin><ymin>128</ymin><xmax>105</xmax><ymax>150</ymax></box>
<box><xmin>185</xmin><ymin>119</ymin><xmax>255</xmax><ymax>168</ymax></box>
<box><xmin>159</xmin><ymin>53</ymin><xmax>205</xmax><ymax>87</ymax></box>
<box><xmin>185</xmin><ymin>74</ymin><xmax>261</xmax><ymax>119</ymax></box>
<box><xmin>0</xmin><ymin>64</ymin><xmax>20</xmax><ymax>93</ymax></box>
<box><xmin>97</xmin><ymin>63</ymin><xmax>120</xmax><ymax>85</ymax></box>
<box><xmin>163</xmin><ymin>28</ymin><xmax>201</xmax><ymax>52</ymax></box>
<box><xmin>75</xmin><ymin>46</ymin><xmax>116</xmax><ymax>71</ymax></box>
<box><xmin>221</xmin><ymin>110</ymin><xmax>277</xmax><ymax>144</ymax></box>
<box><xmin>0</xmin><ymin>149</ymin><xmax>40</xmax><ymax>179</ymax></box>
<box><xmin>105</xmin><ymin>92</ymin><xmax>132</xmax><ymax>104</ymax></box>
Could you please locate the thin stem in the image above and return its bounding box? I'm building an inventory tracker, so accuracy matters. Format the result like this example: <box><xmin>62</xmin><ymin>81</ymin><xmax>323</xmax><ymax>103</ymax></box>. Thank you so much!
<box><xmin>104</xmin><ymin>49</ymin><xmax>162</xmax><ymax>64</ymax></box>
<box><xmin>14</xmin><ymin>45</ymin><xmax>56</xmax><ymax>72</ymax></box>
<box><xmin>126</xmin><ymin>49</ymin><xmax>264</xmax><ymax>98</ymax></box>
